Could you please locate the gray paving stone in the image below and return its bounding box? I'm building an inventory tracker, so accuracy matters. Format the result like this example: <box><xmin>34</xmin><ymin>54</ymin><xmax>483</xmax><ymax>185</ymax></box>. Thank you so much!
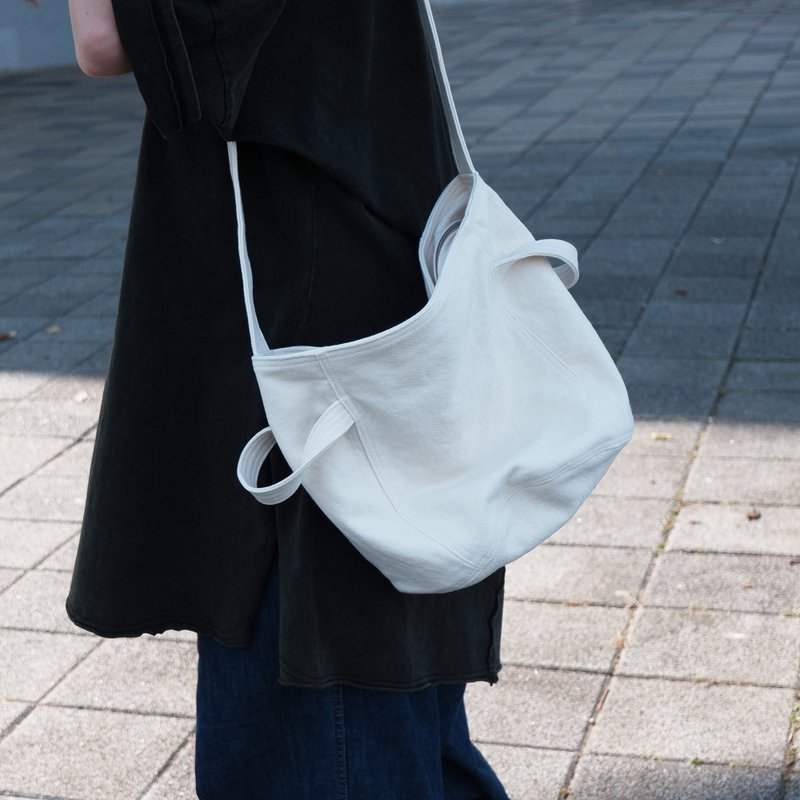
<box><xmin>764</xmin><ymin>239</ymin><xmax>800</xmax><ymax>277</ymax></box>
<box><xmin>549</xmin><ymin>496</ymin><xmax>671</xmax><ymax>549</ymax></box>
<box><xmin>579</xmin><ymin>238</ymin><xmax>674</xmax><ymax>278</ymax></box>
<box><xmin>29</xmin><ymin>371</ymin><xmax>105</xmax><ymax>402</ymax></box>
<box><xmin>637</xmin><ymin>301</ymin><xmax>747</xmax><ymax>329</ymax></box>
<box><xmin>569</xmin><ymin>755</ymin><xmax>783</xmax><ymax>800</ymax></box>
<box><xmin>0</xmin><ymin>317</ymin><xmax>48</xmax><ymax>345</ymax></box>
<box><xmin>0</xmin><ymin>700</ymin><xmax>28</xmax><ymax>738</ymax></box>
<box><xmin>34</xmin><ymin>440</ymin><xmax>95</xmax><ymax>477</ymax></box>
<box><xmin>755</xmin><ymin>274</ymin><xmax>800</xmax><ymax>304</ymax></box>
<box><xmin>701</xmin><ymin>419</ymin><xmax>800</xmax><ymax>460</ymax></box>
<box><xmin>789</xmin><ymin>775</ymin><xmax>800</xmax><ymax>800</ymax></box>
<box><xmin>44</xmin><ymin>638</ymin><xmax>197</xmax><ymax>717</ymax></box>
<box><xmin>0</xmin><ymin>705</ymin><xmax>193</xmax><ymax>800</ymax></box>
<box><xmin>602</xmin><ymin>215</ymin><xmax>688</xmax><ymax>239</ymax></box>
<box><xmin>625</xmin><ymin>419</ymin><xmax>703</xmax><ymax>458</ymax></box>
<box><xmin>586</xmin><ymin>676</ymin><xmax>793</xmax><ymax>766</ymax></box>
<box><xmin>0</xmin><ymin>474</ymin><xmax>87</xmax><ymax>522</ymax></box>
<box><xmin>593</xmin><ymin>453</ymin><xmax>687</xmax><ymax>500</ymax></box>
<box><xmin>62</xmin><ymin>290</ymin><xmax>120</xmax><ymax>318</ymax></box>
<box><xmin>573</xmin><ymin>300</ymin><xmax>643</xmax><ymax>329</ymax></box>
<box><xmin>727</xmin><ymin>361</ymin><xmax>800</xmax><ymax>391</ymax></box>
<box><xmin>0</xmin><ymin>629</ymin><xmax>96</xmax><ymax>702</ymax></box>
<box><xmin>624</xmin><ymin>324</ymin><xmax>739</xmax><ymax>358</ymax></box>
<box><xmin>506</xmin><ymin>545</ymin><xmax>652</xmax><ymax>606</ymax></box>
<box><xmin>616</xmin><ymin>356</ymin><xmax>728</xmax><ymax>418</ymax></box>
<box><xmin>685</xmin><ymin>457</ymin><xmax>800</xmax><ymax>504</ymax></box>
<box><xmin>0</xmin><ymin>370</ymin><xmax>54</xmax><ymax>402</ymax></box>
<box><xmin>0</xmin><ymin>338</ymin><xmax>103</xmax><ymax>374</ymax></box>
<box><xmin>0</xmin><ymin>434</ymin><xmax>66</xmax><ymax>493</ymax></box>
<box><xmin>745</xmin><ymin>301</ymin><xmax>800</xmax><ymax>330</ymax></box>
<box><xmin>140</xmin><ymin>734</ymin><xmax>196</xmax><ymax>800</ymax></box>
<box><xmin>669</xmin><ymin>503</ymin><xmax>800</xmax><ymax>557</ymax></box>
<box><xmin>25</xmin><ymin>315</ymin><xmax>115</xmax><ymax>343</ymax></box>
<box><xmin>669</xmin><ymin>235</ymin><xmax>766</xmax><ymax>278</ymax></box>
<box><xmin>0</xmin><ymin>289</ymin><xmax>95</xmax><ymax>319</ymax></box>
<box><xmin>0</xmin><ymin>398</ymin><xmax>102</xmax><ymax>438</ymax></box>
<box><xmin>0</xmin><ymin>569</ymin><xmax>83</xmax><ymax>634</ymax></box>
<box><xmin>0</xmin><ymin>520</ymin><xmax>77</xmax><ymax>569</ymax></box>
<box><xmin>652</xmin><ymin>276</ymin><xmax>754</xmax><ymax>304</ymax></box>
<box><xmin>466</xmin><ymin>666</ymin><xmax>604</xmax><ymax>750</ymax></box>
<box><xmin>737</xmin><ymin>329</ymin><xmax>800</xmax><ymax>361</ymax></box>
<box><xmin>643</xmin><ymin>552</ymin><xmax>800</xmax><ymax>614</ymax></box>
<box><xmin>502</xmin><ymin>600</ymin><xmax>628</xmax><ymax>673</ymax></box>
<box><xmin>716</xmin><ymin>388</ymin><xmax>800</xmax><ymax>424</ymax></box>
<box><xmin>36</xmin><ymin>533</ymin><xmax>79</xmax><ymax>572</ymax></box>
<box><xmin>689</xmin><ymin>208</ymin><xmax>779</xmax><ymax>239</ymax></box>
<box><xmin>479</xmin><ymin>744</ymin><xmax>572</xmax><ymax>800</ymax></box>
<box><xmin>617</xmin><ymin>606</ymin><xmax>800</xmax><ymax>685</ymax></box>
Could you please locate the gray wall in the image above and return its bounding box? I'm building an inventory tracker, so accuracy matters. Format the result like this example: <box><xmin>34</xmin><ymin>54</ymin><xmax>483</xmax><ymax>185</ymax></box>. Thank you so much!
<box><xmin>0</xmin><ymin>1</ymin><xmax>76</xmax><ymax>72</ymax></box>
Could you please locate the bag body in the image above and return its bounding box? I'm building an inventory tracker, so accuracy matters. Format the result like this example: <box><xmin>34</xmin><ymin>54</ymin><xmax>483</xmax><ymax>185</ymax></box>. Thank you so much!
<box><xmin>228</xmin><ymin>0</ymin><xmax>634</xmax><ymax>593</ymax></box>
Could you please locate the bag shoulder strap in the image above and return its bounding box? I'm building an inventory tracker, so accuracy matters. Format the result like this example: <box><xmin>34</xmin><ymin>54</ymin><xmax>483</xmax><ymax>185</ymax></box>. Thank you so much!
<box><xmin>227</xmin><ymin>0</ymin><xmax>473</xmax><ymax>355</ymax></box>
<box><xmin>417</xmin><ymin>0</ymin><xmax>474</xmax><ymax>175</ymax></box>
<box><xmin>227</xmin><ymin>142</ymin><xmax>270</xmax><ymax>355</ymax></box>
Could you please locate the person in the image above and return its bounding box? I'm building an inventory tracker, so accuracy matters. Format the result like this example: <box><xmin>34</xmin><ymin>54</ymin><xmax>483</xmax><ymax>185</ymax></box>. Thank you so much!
<box><xmin>66</xmin><ymin>1</ymin><xmax>510</xmax><ymax>797</ymax></box>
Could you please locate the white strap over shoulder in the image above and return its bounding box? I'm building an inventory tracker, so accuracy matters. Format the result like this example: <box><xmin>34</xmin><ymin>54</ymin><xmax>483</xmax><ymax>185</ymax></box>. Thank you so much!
<box><xmin>227</xmin><ymin>142</ymin><xmax>270</xmax><ymax>356</ymax></box>
<box><xmin>416</xmin><ymin>0</ymin><xmax>474</xmax><ymax>175</ymax></box>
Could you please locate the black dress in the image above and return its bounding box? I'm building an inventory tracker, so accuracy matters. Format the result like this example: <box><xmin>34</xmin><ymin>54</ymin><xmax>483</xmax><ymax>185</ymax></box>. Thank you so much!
<box><xmin>65</xmin><ymin>0</ymin><xmax>505</xmax><ymax>689</ymax></box>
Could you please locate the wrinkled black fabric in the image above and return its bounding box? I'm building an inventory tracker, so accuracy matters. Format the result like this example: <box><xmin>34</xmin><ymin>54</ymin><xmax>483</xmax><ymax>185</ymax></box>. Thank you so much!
<box><xmin>66</xmin><ymin>0</ymin><xmax>505</xmax><ymax>689</ymax></box>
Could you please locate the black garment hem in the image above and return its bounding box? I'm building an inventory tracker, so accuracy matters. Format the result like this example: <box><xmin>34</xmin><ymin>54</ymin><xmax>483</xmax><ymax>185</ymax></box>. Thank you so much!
<box><xmin>64</xmin><ymin>599</ymin><xmax>254</xmax><ymax>647</ymax></box>
<box><xmin>277</xmin><ymin>660</ymin><xmax>503</xmax><ymax>693</ymax></box>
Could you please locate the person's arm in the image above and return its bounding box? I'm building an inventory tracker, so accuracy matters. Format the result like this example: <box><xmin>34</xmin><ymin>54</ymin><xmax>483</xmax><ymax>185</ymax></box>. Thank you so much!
<box><xmin>67</xmin><ymin>0</ymin><xmax>131</xmax><ymax>77</ymax></box>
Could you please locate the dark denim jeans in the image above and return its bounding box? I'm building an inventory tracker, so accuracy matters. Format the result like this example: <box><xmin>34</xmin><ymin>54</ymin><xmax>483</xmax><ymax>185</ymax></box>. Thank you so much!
<box><xmin>195</xmin><ymin>561</ymin><xmax>510</xmax><ymax>800</ymax></box>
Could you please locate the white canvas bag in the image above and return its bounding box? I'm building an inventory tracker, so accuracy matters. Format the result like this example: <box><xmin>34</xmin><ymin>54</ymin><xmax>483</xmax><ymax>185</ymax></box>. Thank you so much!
<box><xmin>226</xmin><ymin>0</ymin><xmax>634</xmax><ymax>593</ymax></box>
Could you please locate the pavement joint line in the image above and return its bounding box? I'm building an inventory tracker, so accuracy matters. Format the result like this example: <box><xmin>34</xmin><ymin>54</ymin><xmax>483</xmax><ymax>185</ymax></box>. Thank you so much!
<box><xmin>780</xmin><ymin>664</ymin><xmax>800</xmax><ymax>795</ymax></box>
<box><xmin>567</xmin><ymin>750</ymin><xmax>783</xmax><ymax>771</ymax></box>
<box><xmin>135</xmin><ymin>727</ymin><xmax>196</xmax><ymax>800</ymax></box>
<box><xmin>0</xmin><ymin>623</ymin><xmax>183</xmax><ymax>640</ymax></box>
<box><xmin>499</xmin><ymin>662</ymin><xmax>800</xmax><ymax>691</ymax></box>
<box><xmin>9</xmin><ymin>639</ymin><xmax>105</xmax><ymax>709</ymax></box>
<box><xmin>0</xmin><ymin>184</ymin><xmax>96</xmax><ymax>229</ymax></box>
<box><xmin>4</xmin><ymin>496</ymin><xmax>83</xmax><ymax>573</ymax></box>
<box><xmin>0</xmin><ymin>432</ymin><xmax>91</xmax><ymax>441</ymax></box>
<box><xmin>0</xmin><ymin>432</ymin><xmax>92</xmax><ymax>503</ymax></box>
<box><xmin>0</xmin><ymin>790</ymin><xmax>94</xmax><ymax>800</ymax></box>
<box><xmin>31</xmin><ymin>702</ymin><xmax>196</xmax><ymax>721</ymax></box>
<box><xmin>0</xmin><ymin>702</ymin><xmax>38</xmax><ymax>755</ymax></box>
<box><xmin>505</xmin><ymin>598</ymin><xmax>800</xmax><ymax>618</ymax></box>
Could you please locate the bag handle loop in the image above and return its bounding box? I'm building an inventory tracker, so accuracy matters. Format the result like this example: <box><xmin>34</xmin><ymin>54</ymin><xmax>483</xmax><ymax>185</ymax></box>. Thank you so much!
<box><xmin>237</xmin><ymin>399</ymin><xmax>356</xmax><ymax>504</ymax></box>
<box><xmin>494</xmin><ymin>239</ymin><xmax>580</xmax><ymax>289</ymax></box>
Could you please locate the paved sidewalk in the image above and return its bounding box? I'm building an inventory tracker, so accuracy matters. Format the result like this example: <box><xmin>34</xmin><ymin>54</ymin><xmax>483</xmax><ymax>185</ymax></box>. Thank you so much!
<box><xmin>1</xmin><ymin>0</ymin><xmax>799</xmax><ymax>798</ymax></box>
